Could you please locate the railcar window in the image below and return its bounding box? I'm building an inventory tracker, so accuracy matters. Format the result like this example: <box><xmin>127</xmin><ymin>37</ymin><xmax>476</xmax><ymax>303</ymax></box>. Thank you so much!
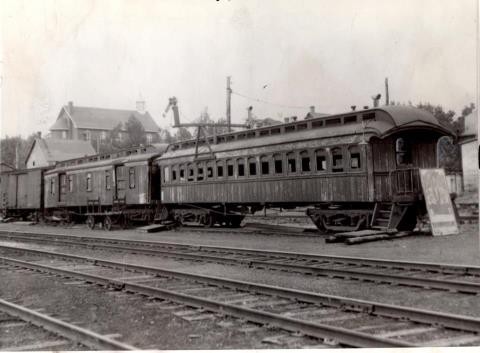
<box><xmin>344</xmin><ymin>115</ymin><xmax>357</xmax><ymax>124</ymax></box>
<box><xmin>395</xmin><ymin>138</ymin><xmax>411</xmax><ymax>165</ymax></box>
<box><xmin>68</xmin><ymin>175</ymin><xmax>73</xmax><ymax>192</ymax></box>
<box><xmin>86</xmin><ymin>173</ymin><xmax>92</xmax><ymax>191</ymax></box>
<box><xmin>248</xmin><ymin>157</ymin><xmax>257</xmax><ymax>176</ymax></box>
<box><xmin>315</xmin><ymin>150</ymin><xmax>327</xmax><ymax>171</ymax></box>
<box><xmin>129</xmin><ymin>168</ymin><xmax>136</xmax><ymax>188</ymax></box>
<box><xmin>300</xmin><ymin>150</ymin><xmax>311</xmax><ymax>172</ymax></box>
<box><xmin>349</xmin><ymin>147</ymin><xmax>361</xmax><ymax>169</ymax></box>
<box><xmin>260</xmin><ymin>156</ymin><xmax>269</xmax><ymax>175</ymax></box>
<box><xmin>179</xmin><ymin>167</ymin><xmax>185</xmax><ymax>181</ymax></box>
<box><xmin>325</xmin><ymin>118</ymin><xmax>341</xmax><ymax>126</ymax></box>
<box><xmin>271</xmin><ymin>128</ymin><xmax>281</xmax><ymax>135</ymax></box>
<box><xmin>105</xmin><ymin>171</ymin><xmax>111</xmax><ymax>190</ymax></box>
<box><xmin>285</xmin><ymin>125</ymin><xmax>296</xmax><ymax>133</ymax></box>
<box><xmin>50</xmin><ymin>178</ymin><xmax>55</xmax><ymax>195</ymax></box>
<box><xmin>172</xmin><ymin>169</ymin><xmax>177</xmax><ymax>181</ymax></box>
<box><xmin>217</xmin><ymin>162</ymin><xmax>224</xmax><ymax>178</ymax></box>
<box><xmin>362</xmin><ymin>113</ymin><xmax>376</xmax><ymax>121</ymax></box>
<box><xmin>274</xmin><ymin>154</ymin><xmax>283</xmax><ymax>174</ymax></box>
<box><xmin>187</xmin><ymin>165</ymin><xmax>195</xmax><ymax>181</ymax></box>
<box><xmin>287</xmin><ymin>152</ymin><xmax>296</xmax><ymax>173</ymax></box>
<box><xmin>164</xmin><ymin>167</ymin><xmax>170</xmax><ymax>183</ymax></box>
<box><xmin>332</xmin><ymin>148</ymin><xmax>344</xmax><ymax>172</ymax></box>
<box><xmin>312</xmin><ymin>120</ymin><xmax>323</xmax><ymax>128</ymax></box>
<box><xmin>237</xmin><ymin>158</ymin><xmax>245</xmax><ymax>177</ymax></box>
<box><xmin>60</xmin><ymin>175</ymin><xmax>67</xmax><ymax>196</ymax></box>
<box><xmin>206</xmin><ymin>162</ymin><xmax>214</xmax><ymax>179</ymax></box>
<box><xmin>297</xmin><ymin>123</ymin><xmax>308</xmax><ymax>130</ymax></box>
<box><xmin>197</xmin><ymin>167</ymin><xmax>204</xmax><ymax>181</ymax></box>
<box><xmin>227</xmin><ymin>160</ymin><xmax>234</xmax><ymax>177</ymax></box>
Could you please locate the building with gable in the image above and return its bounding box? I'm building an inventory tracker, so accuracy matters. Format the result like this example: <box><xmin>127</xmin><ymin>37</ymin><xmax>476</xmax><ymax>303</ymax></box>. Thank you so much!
<box><xmin>458</xmin><ymin>109</ymin><xmax>478</xmax><ymax>193</ymax></box>
<box><xmin>49</xmin><ymin>101</ymin><xmax>160</xmax><ymax>145</ymax></box>
<box><xmin>25</xmin><ymin>135</ymin><xmax>96</xmax><ymax>169</ymax></box>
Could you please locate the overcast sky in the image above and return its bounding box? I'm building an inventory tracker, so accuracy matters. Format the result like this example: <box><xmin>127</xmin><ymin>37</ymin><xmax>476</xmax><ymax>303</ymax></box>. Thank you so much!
<box><xmin>0</xmin><ymin>0</ymin><xmax>477</xmax><ymax>138</ymax></box>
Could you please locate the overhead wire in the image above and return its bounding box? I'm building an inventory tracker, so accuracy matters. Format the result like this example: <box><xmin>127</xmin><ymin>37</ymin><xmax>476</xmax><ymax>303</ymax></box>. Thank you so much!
<box><xmin>232</xmin><ymin>90</ymin><xmax>310</xmax><ymax>110</ymax></box>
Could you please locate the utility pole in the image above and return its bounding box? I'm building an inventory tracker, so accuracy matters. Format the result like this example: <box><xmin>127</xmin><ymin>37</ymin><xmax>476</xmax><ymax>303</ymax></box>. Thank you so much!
<box><xmin>385</xmin><ymin>77</ymin><xmax>390</xmax><ymax>106</ymax></box>
<box><xmin>226</xmin><ymin>76</ymin><xmax>232</xmax><ymax>132</ymax></box>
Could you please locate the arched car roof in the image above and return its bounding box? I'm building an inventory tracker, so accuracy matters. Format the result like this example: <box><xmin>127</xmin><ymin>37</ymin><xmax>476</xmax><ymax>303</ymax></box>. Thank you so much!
<box><xmin>157</xmin><ymin>106</ymin><xmax>451</xmax><ymax>162</ymax></box>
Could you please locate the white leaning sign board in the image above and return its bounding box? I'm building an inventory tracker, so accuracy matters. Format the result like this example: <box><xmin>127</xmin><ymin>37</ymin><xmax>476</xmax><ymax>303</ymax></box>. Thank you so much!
<box><xmin>419</xmin><ymin>168</ymin><xmax>459</xmax><ymax>236</ymax></box>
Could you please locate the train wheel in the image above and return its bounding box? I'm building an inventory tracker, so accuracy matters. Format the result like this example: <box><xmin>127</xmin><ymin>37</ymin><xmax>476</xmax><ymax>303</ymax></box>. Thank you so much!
<box><xmin>86</xmin><ymin>215</ymin><xmax>95</xmax><ymax>230</ymax></box>
<box><xmin>104</xmin><ymin>216</ymin><xmax>113</xmax><ymax>231</ymax></box>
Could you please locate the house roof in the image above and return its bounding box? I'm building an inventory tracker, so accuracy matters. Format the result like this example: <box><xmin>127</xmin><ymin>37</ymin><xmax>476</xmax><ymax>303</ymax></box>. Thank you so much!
<box><xmin>25</xmin><ymin>138</ymin><xmax>96</xmax><ymax>165</ymax></box>
<box><xmin>51</xmin><ymin>105</ymin><xmax>160</xmax><ymax>132</ymax></box>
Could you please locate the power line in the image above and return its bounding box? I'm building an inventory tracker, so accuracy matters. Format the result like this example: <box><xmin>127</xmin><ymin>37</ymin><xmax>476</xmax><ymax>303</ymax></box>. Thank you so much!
<box><xmin>232</xmin><ymin>90</ymin><xmax>310</xmax><ymax>109</ymax></box>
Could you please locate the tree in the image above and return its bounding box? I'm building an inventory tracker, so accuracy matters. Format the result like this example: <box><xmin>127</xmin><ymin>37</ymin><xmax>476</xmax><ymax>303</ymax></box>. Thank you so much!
<box><xmin>125</xmin><ymin>116</ymin><xmax>146</xmax><ymax>146</ymax></box>
<box><xmin>416</xmin><ymin>103</ymin><xmax>456</xmax><ymax>131</ymax></box>
<box><xmin>174</xmin><ymin>127</ymin><xmax>193</xmax><ymax>142</ymax></box>
<box><xmin>0</xmin><ymin>133</ymin><xmax>37</xmax><ymax>169</ymax></box>
<box><xmin>194</xmin><ymin>107</ymin><xmax>216</xmax><ymax>136</ymax></box>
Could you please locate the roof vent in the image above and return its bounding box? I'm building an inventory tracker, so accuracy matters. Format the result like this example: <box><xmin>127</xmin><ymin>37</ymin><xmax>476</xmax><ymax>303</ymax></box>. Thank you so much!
<box><xmin>351</xmin><ymin>105</ymin><xmax>356</xmax><ymax>111</ymax></box>
<box><xmin>363</xmin><ymin>106</ymin><xmax>369</xmax><ymax>110</ymax></box>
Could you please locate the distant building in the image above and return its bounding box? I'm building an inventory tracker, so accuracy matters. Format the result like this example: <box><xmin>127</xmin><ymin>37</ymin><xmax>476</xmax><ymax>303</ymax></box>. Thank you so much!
<box><xmin>458</xmin><ymin>109</ymin><xmax>478</xmax><ymax>192</ymax></box>
<box><xmin>304</xmin><ymin>106</ymin><xmax>329</xmax><ymax>119</ymax></box>
<box><xmin>49</xmin><ymin>101</ymin><xmax>160</xmax><ymax>145</ymax></box>
<box><xmin>25</xmin><ymin>136</ymin><xmax>96</xmax><ymax>169</ymax></box>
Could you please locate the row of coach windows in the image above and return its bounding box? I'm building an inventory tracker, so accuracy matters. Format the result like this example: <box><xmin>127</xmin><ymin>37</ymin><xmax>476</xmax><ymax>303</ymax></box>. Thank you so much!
<box><xmin>165</xmin><ymin>146</ymin><xmax>363</xmax><ymax>183</ymax></box>
<box><xmin>48</xmin><ymin>168</ymin><xmax>137</xmax><ymax>194</ymax></box>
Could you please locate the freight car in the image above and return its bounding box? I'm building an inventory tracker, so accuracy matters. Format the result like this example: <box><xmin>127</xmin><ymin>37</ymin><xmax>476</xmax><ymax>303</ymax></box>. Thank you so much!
<box><xmin>155</xmin><ymin>105</ymin><xmax>452</xmax><ymax>231</ymax></box>
<box><xmin>43</xmin><ymin>144</ymin><xmax>168</xmax><ymax>229</ymax></box>
<box><xmin>0</xmin><ymin>166</ymin><xmax>50</xmax><ymax>221</ymax></box>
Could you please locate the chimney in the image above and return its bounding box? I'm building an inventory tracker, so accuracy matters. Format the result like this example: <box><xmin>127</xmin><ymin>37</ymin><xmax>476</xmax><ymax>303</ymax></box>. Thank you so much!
<box><xmin>309</xmin><ymin>106</ymin><xmax>315</xmax><ymax>114</ymax></box>
<box><xmin>136</xmin><ymin>100</ymin><xmax>146</xmax><ymax>114</ymax></box>
<box><xmin>247</xmin><ymin>106</ymin><xmax>253</xmax><ymax>120</ymax></box>
<box><xmin>67</xmin><ymin>101</ymin><xmax>74</xmax><ymax>115</ymax></box>
<box><xmin>351</xmin><ymin>105</ymin><xmax>356</xmax><ymax>111</ymax></box>
<box><xmin>292</xmin><ymin>116</ymin><xmax>297</xmax><ymax>122</ymax></box>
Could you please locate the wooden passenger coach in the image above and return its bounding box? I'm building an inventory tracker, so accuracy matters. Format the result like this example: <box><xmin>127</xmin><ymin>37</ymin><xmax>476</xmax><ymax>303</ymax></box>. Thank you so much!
<box><xmin>44</xmin><ymin>144</ymin><xmax>167</xmax><ymax>229</ymax></box>
<box><xmin>156</xmin><ymin>106</ymin><xmax>452</xmax><ymax>230</ymax></box>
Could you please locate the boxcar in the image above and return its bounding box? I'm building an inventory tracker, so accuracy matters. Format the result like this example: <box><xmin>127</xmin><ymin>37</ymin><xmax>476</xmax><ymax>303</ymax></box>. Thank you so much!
<box><xmin>155</xmin><ymin>106</ymin><xmax>452</xmax><ymax>230</ymax></box>
<box><xmin>0</xmin><ymin>166</ymin><xmax>50</xmax><ymax>220</ymax></box>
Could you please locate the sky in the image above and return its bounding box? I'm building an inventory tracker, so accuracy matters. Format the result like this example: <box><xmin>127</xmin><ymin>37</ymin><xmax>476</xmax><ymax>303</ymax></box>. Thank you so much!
<box><xmin>0</xmin><ymin>0</ymin><xmax>478</xmax><ymax>138</ymax></box>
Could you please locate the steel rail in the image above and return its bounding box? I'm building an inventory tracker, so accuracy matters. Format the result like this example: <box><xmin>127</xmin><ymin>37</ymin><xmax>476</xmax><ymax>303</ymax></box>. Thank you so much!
<box><xmin>2</xmin><ymin>229</ymin><xmax>479</xmax><ymax>276</ymax></box>
<box><xmin>0</xmin><ymin>298</ymin><xmax>138</xmax><ymax>350</ymax></box>
<box><xmin>1</xmin><ymin>244</ymin><xmax>480</xmax><ymax>334</ymax></box>
<box><xmin>0</xmin><ymin>255</ymin><xmax>410</xmax><ymax>348</ymax></box>
<box><xmin>1</xmin><ymin>231</ymin><xmax>480</xmax><ymax>294</ymax></box>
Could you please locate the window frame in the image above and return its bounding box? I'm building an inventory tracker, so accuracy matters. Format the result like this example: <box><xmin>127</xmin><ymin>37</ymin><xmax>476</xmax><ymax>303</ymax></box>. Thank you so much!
<box><xmin>86</xmin><ymin>173</ymin><xmax>92</xmax><ymax>192</ymax></box>
<box><xmin>236</xmin><ymin>158</ymin><xmax>245</xmax><ymax>177</ymax></box>
<box><xmin>129</xmin><ymin>167</ymin><xmax>136</xmax><ymax>188</ymax></box>
<box><xmin>348</xmin><ymin>146</ymin><xmax>362</xmax><ymax>171</ymax></box>
<box><xmin>248</xmin><ymin>157</ymin><xmax>257</xmax><ymax>177</ymax></box>
<box><xmin>105</xmin><ymin>170</ymin><xmax>111</xmax><ymax>190</ymax></box>
<box><xmin>331</xmin><ymin>147</ymin><xmax>344</xmax><ymax>172</ymax></box>
<box><xmin>315</xmin><ymin>149</ymin><xmax>328</xmax><ymax>172</ymax></box>
<box><xmin>287</xmin><ymin>151</ymin><xmax>297</xmax><ymax>174</ymax></box>
<box><xmin>300</xmin><ymin>150</ymin><xmax>311</xmax><ymax>173</ymax></box>
<box><xmin>273</xmin><ymin>153</ymin><xmax>284</xmax><ymax>175</ymax></box>
<box><xmin>260</xmin><ymin>155</ymin><xmax>270</xmax><ymax>176</ymax></box>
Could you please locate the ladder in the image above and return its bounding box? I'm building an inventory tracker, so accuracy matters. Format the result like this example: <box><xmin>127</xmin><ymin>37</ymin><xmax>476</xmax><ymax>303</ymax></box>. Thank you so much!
<box><xmin>371</xmin><ymin>202</ymin><xmax>393</xmax><ymax>230</ymax></box>
<box><xmin>371</xmin><ymin>202</ymin><xmax>410</xmax><ymax>232</ymax></box>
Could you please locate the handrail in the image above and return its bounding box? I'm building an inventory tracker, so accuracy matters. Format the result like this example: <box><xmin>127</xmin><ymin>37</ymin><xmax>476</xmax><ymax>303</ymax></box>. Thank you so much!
<box><xmin>388</xmin><ymin>167</ymin><xmax>420</xmax><ymax>196</ymax></box>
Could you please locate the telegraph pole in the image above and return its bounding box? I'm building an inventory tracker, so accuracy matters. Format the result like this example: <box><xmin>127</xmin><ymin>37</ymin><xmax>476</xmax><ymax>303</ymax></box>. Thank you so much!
<box><xmin>226</xmin><ymin>76</ymin><xmax>232</xmax><ymax>132</ymax></box>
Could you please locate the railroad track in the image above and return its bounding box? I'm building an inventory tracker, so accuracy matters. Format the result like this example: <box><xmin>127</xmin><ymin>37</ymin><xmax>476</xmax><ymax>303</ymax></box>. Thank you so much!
<box><xmin>1</xmin><ymin>245</ymin><xmax>480</xmax><ymax>348</ymax></box>
<box><xmin>1</xmin><ymin>230</ymin><xmax>480</xmax><ymax>295</ymax></box>
<box><xmin>0</xmin><ymin>298</ymin><xmax>136</xmax><ymax>350</ymax></box>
